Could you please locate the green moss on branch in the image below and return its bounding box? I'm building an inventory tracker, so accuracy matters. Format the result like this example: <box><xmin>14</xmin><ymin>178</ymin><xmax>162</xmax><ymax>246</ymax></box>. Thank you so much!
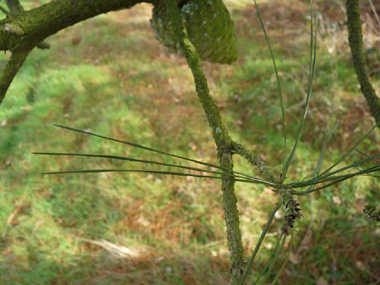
<box><xmin>219</xmin><ymin>150</ymin><xmax>244</xmax><ymax>284</ymax></box>
<box><xmin>346</xmin><ymin>0</ymin><xmax>380</xmax><ymax>125</ymax></box>
<box><xmin>0</xmin><ymin>0</ymin><xmax>149</xmax><ymax>52</ymax></box>
<box><xmin>232</xmin><ymin>142</ymin><xmax>281</xmax><ymax>184</ymax></box>
<box><xmin>5</xmin><ymin>0</ymin><xmax>23</xmax><ymax>14</ymax></box>
<box><xmin>0</xmin><ymin>50</ymin><xmax>29</xmax><ymax>104</ymax></box>
<box><xmin>0</xmin><ymin>0</ymin><xmax>150</xmax><ymax>104</ymax></box>
<box><xmin>162</xmin><ymin>1</ymin><xmax>244</xmax><ymax>283</ymax></box>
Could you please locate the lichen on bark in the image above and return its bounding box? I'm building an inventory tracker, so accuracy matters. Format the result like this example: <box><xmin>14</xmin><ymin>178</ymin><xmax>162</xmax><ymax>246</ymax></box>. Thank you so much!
<box><xmin>219</xmin><ymin>150</ymin><xmax>244</xmax><ymax>282</ymax></box>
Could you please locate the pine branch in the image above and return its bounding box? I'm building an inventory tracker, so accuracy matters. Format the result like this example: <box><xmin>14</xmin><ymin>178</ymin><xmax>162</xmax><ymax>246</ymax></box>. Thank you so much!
<box><xmin>162</xmin><ymin>1</ymin><xmax>244</xmax><ymax>282</ymax></box>
<box><xmin>346</xmin><ymin>0</ymin><xmax>380</xmax><ymax>125</ymax></box>
<box><xmin>0</xmin><ymin>50</ymin><xmax>29</xmax><ymax>104</ymax></box>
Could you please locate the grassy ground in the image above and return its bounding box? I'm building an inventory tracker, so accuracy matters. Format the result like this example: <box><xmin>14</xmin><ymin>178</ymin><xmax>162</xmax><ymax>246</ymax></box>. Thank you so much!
<box><xmin>0</xmin><ymin>0</ymin><xmax>380</xmax><ymax>284</ymax></box>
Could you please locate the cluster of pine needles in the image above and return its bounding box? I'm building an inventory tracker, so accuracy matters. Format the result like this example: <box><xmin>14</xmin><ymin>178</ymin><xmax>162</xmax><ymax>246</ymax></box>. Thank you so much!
<box><xmin>33</xmin><ymin>0</ymin><xmax>380</xmax><ymax>283</ymax></box>
<box><xmin>33</xmin><ymin>123</ymin><xmax>380</xmax><ymax>198</ymax></box>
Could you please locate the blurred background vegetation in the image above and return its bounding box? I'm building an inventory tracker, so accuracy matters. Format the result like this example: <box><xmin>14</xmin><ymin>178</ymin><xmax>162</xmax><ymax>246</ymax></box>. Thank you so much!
<box><xmin>0</xmin><ymin>0</ymin><xmax>379</xmax><ymax>283</ymax></box>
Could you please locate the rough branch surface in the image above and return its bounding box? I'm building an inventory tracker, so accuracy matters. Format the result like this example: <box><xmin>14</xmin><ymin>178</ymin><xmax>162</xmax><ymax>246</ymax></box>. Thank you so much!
<box><xmin>346</xmin><ymin>0</ymin><xmax>380</xmax><ymax>125</ymax></box>
<box><xmin>0</xmin><ymin>0</ymin><xmax>152</xmax><ymax>103</ymax></box>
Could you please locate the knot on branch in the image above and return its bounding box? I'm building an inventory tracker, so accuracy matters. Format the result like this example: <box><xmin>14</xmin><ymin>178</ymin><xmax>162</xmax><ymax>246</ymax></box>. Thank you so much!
<box><xmin>231</xmin><ymin>142</ymin><xmax>281</xmax><ymax>184</ymax></box>
<box><xmin>217</xmin><ymin>145</ymin><xmax>234</xmax><ymax>155</ymax></box>
<box><xmin>1</xmin><ymin>0</ymin><xmax>50</xmax><ymax>51</ymax></box>
<box><xmin>4</xmin><ymin>22</ymin><xmax>24</xmax><ymax>36</ymax></box>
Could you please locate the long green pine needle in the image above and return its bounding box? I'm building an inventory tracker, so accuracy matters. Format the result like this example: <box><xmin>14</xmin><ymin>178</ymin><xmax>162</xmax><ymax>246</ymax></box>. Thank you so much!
<box><xmin>240</xmin><ymin>203</ymin><xmax>281</xmax><ymax>284</ymax></box>
<box><xmin>41</xmin><ymin>169</ymin><xmax>259</xmax><ymax>183</ymax></box>
<box><xmin>316</xmin><ymin>124</ymin><xmax>377</xmax><ymax>178</ymax></box>
<box><xmin>53</xmin><ymin>124</ymin><xmax>255</xmax><ymax>180</ymax></box>
<box><xmin>294</xmin><ymin>152</ymin><xmax>380</xmax><ymax>188</ymax></box>
<box><xmin>271</xmin><ymin>230</ymin><xmax>294</xmax><ymax>284</ymax></box>
<box><xmin>33</xmin><ymin>152</ymin><xmax>261</xmax><ymax>183</ymax></box>
<box><xmin>305</xmin><ymin>119</ymin><xmax>340</xmax><ymax>193</ymax></box>
<box><xmin>283</xmin><ymin>5</ymin><xmax>318</xmax><ymax>177</ymax></box>
<box><xmin>254</xmin><ymin>233</ymin><xmax>283</xmax><ymax>285</ymax></box>
<box><xmin>259</xmin><ymin>234</ymin><xmax>287</xmax><ymax>285</ymax></box>
<box><xmin>253</xmin><ymin>0</ymin><xmax>287</xmax><ymax>178</ymax></box>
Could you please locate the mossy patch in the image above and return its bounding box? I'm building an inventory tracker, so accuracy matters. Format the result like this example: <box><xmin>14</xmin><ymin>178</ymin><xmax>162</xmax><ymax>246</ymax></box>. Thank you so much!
<box><xmin>150</xmin><ymin>0</ymin><xmax>238</xmax><ymax>64</ymax></box>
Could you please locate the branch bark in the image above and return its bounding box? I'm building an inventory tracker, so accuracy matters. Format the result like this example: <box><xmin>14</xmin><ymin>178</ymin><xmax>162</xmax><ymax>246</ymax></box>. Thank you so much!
<box><xmin>0</xmin><ymin>0</ymin><xmax>150</xmax><ymax>52</ymax></box>
<box><xmin>232</xmin><ymin>142</ymin><xmax>281</xmax><ymax>184</ymax></box>
<box><xmin>162</xmin><ymin>1</ymin><xmax>281</xmax><ymax>283</ymax></box>
<box><xmin>5</xmin><ymin>0</ymin><xmax>50</xmax><ymax>49</ymax></box>
<box><xmin>0</xmin><ymin>49</ymin><xmax>30</xmax><ymax>104</ymax></box>
<box><xmin>162</xmin><ymin>1</ymin><xmax>244</xmax><ymax>282</ymax></box>
<box><xmin>0</xmin><ymin>0</ymin><xmax>152</xmax><ymax>103</ymax></box>
<box><xmin>346</xmin><ymin>0</ymin><xmax>380</xmax><ymax>125</ymax></box>
<box><xmin>5</xmin><ymin>0</ymin><xmax>23</xmax><ymax>14</ymax></box>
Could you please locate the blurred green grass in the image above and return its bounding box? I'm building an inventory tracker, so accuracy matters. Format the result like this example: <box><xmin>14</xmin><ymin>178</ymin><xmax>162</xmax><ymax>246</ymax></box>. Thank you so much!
<box><xmin>0</xmin><ymin>0</ymin><xmax>380</xmax><ymax>284</ymax></box>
